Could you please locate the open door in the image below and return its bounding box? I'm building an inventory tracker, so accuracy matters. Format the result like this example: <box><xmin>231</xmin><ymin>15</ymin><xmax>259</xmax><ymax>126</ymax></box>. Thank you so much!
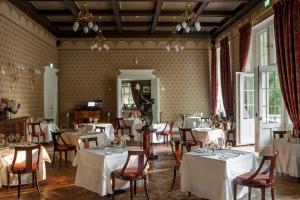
<box><xmin>44</xmin><ymin>66</ymin><xmax>58</xmax><ymax>123</ymax></box>
<box><xmin>255</xmin><ymin>65</ymin><xmax>282</xmax><ymax>155</ymax></box>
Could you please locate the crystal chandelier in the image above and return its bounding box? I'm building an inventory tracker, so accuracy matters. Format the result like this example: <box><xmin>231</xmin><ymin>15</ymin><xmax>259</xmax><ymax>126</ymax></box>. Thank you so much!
<box><xmin>166</xmin><ymin>31</ymin><xmax>184</xmax><ymax>52</ymax></box>
<box><xmin>90</xmin><ymin>30</ymin><xmax>110</xmax><ymax>51</ymax></box>
<box><xmin>175</xmin><ymin>2</ymin><xmax>201</xmax><ymax>33</ymax></box>
<box><xmin>73</xmin><ymin>1</ymin><xmax>98</xmax><ymax>34</ymax></box>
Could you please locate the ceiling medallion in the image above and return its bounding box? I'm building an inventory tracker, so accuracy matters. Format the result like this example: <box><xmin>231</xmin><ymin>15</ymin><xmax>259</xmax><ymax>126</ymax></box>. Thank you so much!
<box><xmin>175</xmin><ymin>2</ymin><xmax>201</xmax><ymax>33</ymax></box>
<box><xmin>73</xmin><ymin>1</ymin><xmax>98</xmax><ymax>34</ymax></box>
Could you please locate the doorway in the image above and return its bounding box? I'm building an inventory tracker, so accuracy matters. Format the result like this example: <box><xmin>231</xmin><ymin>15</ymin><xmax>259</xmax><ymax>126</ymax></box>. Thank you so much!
<box><xmin>44</xmin><ymin>65</ymin><xmax>58</xmax><ymax>123</ymax></box>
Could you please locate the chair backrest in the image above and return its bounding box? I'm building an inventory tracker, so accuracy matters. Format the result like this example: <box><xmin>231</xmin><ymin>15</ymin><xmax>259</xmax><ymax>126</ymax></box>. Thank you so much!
<box><xmin>166</xmin><ymin>121</ymin><xmax>175</xmax><ymax>134</ymax></box>
<box><xmin>273</xmin><ymin>130</ymin><xmax>289</xmax><ymax>139</ymax></box>
<box><xmin>27</xmin><ymin>122</ymin><xmax>43</xmax><ymax>137</ymax></box>
<box><xmin>170</xmin><ymin>140</ymin><xmax>183</xmax><ymax>166</ymax></box>
<box><xmin>78</xmin><ymin>137</ymin><xmax>98</xmax><ymax>149</ymax></box>
<box><xmin>119</xmin><ymin>150</ymin><xmax>146</xmax><ymax>178</ymax></box>
<box><xmin>51</xmin><ymin>131</ymin><xmax>67</xmax><ymax>150</ymax></box>
<box><xmin>95</xmin><ymin>126</ymin><xmax>106</xmax><ymax>133</ymax></box>
<box><xmin>115</xmin><ymin>118</ymin><xmax>128</xmax><ymax>128</ymax></box>
<box><xmin>246</xmin><ymin>153</ymin><xmax>277</xmax><ymax>184</ymax></box>
<box><xmin>11</xmin><ymin>144</ymin><xmax>41</xmax><ymax>172</ymax></box>
<box><xmin>226</xmin><ymin>129</ymin><xmax>236</xmax><ymax>141</ymax></box>
<box><xmin>179</xmin><ymin>128</ymin><xmax>197</xmax><ymax>143</ymax></box>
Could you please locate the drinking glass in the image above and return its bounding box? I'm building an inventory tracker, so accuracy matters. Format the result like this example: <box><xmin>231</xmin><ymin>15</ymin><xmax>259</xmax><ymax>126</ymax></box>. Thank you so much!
<box><xmin>8</xmin><ymin>134</ymin><xmax>14</xmax><ymax>144</ymax></box>
<box><xmin>226</xmin><ymin>142</ymin><xmax>232</xmax><ymax>150</ymax></box>
<box><xmin>15</xmin><ymin>133</ymin><xmax>20</xmax><ymax>142</ymax></box>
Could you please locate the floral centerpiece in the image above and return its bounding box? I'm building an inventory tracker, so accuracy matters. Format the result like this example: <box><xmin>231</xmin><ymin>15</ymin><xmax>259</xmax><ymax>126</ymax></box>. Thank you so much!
<box><xmin>0</xmin><ymin>98</ymin><xmax>21</xmax><ymax>119</ymax></box>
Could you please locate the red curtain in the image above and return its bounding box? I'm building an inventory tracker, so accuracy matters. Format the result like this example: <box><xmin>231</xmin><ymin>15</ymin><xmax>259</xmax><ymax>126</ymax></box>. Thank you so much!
<box><xmin>239</xmin><ymin>22</ymin><xmax>252</xmax><ymax>72</ymax></box>
<box><xmin>220</xmin><ymin>37</ymin><xmax>233</xmax><ymax>117</ymax></box>
<box><xmin>274</xmin><ymin>0</ymin><xmax>300</xmax><ymax>137</ymax></box>
<box><xmin>211</xmin><ymin>44</ymin><xmax>218</xmax><ymax>115</ymax></box>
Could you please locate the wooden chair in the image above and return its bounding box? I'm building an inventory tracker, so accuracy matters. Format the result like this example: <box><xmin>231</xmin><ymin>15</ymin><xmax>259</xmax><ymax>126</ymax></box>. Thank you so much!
<box><xmin>180</xmin><ymin>114</ymin><xmax>188</xmax><ymax>128</ymax></box>
<box><xmin>95</xmin><ymin>126</ymin><xmax>106</xmax><ymax>133</ymax></box>
<box><xmin>7</xmin><ymin>144</ymin><xmax>41</xmax><ymax>199</ymax></box>
<box><xmin>111</xmin><ymin>150</ymin><xmax>149</xmax><ymax>200</ymax></box>
<box><xmin>156</xmin><ymin>121</ymin><xmax>174</xmax><ymax>146</ymax></box>
<box><xmin>233</xmin><ymin>153</ymin><xmax>277</xmax><ymax>200</ymax></box>
<box><xmin>170</xmin><ymin>140</ymin><xmax>184</xmax><ymax>190</ymax></box>
<box><xmin>51</xmin><ymin>131</ymin><xmax>77</xmax><ymax>167</ymax></box>
<box><xmin>78</xmin><ymin>137</ymin><xmax>98</xmax><ymax>149</ymax></box>
<box><xmin>226</xmin><ymin>129</ymin><xmax>236</xmax><ymax>147</ymax></box>
<box><xmin>27</xmin><ymin>122</ymin><xmax>45</xmax><ymax>144</ymax></box>
<box><xmin>115</xmin><ymin>118</ymin><xmax>131</xmax><ymax>136</ymax></box>
<box><xmin>273</xmin><ymin>130</ymin><xmax>290</xmax><ymax>139</ymax></box>
<box><xmin>43</xmin><ymin>118</ymin><xmax>54</xmax><ymax>123</ymax></box>
<box><xmin>179</xmin><ymin>128</ymin><xmax>203</xmax><ymax>152</ymax></box>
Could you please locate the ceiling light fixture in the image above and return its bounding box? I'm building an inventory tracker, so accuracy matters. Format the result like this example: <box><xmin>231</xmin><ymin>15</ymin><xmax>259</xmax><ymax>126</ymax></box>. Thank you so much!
<box><xmin>73</xmin><ymin>1</ymin><xmax>97</xmax><ymax>34</ymax></box>
<box><xmin>175</xmin><ymin>2</ymin><xmax>201</xmax><ymax>33</ymax></box>
<box><xmin>165</xmin><ymin>31</ymin><xmax>184</xmax><ymax>52</ymax></box>
<box><xmin>90</xmin><ymin>18</ymin><xmax>110</xmax><ymax>51</ymax></box>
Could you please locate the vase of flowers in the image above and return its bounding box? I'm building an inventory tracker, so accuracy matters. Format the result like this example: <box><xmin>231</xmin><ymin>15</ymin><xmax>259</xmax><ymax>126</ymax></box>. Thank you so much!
<box><xmin>0</xmin><ymin>98</ymin><xmax>21</xmax><ymax>119</ymax></box>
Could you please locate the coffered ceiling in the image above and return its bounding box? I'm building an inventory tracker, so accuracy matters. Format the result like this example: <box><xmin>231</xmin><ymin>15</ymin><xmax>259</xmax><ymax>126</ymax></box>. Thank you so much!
<box><xmin>9</xmin><ymin>0</ymin><xmax>261</xmax><ymax>38</ymax></box>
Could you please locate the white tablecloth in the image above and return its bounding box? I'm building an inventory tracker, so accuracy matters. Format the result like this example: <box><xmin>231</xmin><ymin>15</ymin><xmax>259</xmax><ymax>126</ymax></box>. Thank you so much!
<box><xmin>183</xmin><ymin>117</ymin><xmax>202</xmax><ymax>128</ymax></box>
<box><xmin>28</xmin><ymin>122</ymin><xmax>58</xmax><ymax>143</ymax></box>
<box><xmin>73</xmin><ymin>147</ymin><xmax>141</xmax><ymax>196</ymax></box>
<box><xmin>181</xmin><ymin>149</ymin><xmax>257</xmax><ymax>200</ymax></box>
<box><xmin>0</xmin><ymin>146</ymin><xmax>51</xmax><ymax>187</ymax></box>
<box><xmin>82</xmin><ymin>123</ymin><xmax>115</xmax><ymax>141</ymax></box>
<box><xmin>123</xmin><ymin>118</ymin><xmax>143</xmax><ymax>139</ymax></box>
<box><xmin>189</xmin><ymin>128</ymin><xmax>224</xmax><ymax>147</ymax></box>
<box><xmin>61</xmin><ymin>132</ymin><xmax>107</xmax><ymax>161</ymax></box>
<box><xmin>273</xmin><ymin>138</ymin><xmax>300</xmax><ymax>177</ymax></box>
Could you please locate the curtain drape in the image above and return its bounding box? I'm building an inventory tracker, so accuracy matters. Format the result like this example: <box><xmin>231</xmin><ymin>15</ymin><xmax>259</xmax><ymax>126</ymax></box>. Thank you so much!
<box><xmin>130</xmin><ymin>81</ymin><xmax>140</xmax><ymax>108</ymax></box>
<box><xmin>274</xmin><ymin>0</ymin><xmax>300</xmax><ymax>137</ymax></box>
<box><xmin>239</xmin><ymin>22</ymin><xmax>252</xmax><ymax>72</ymax></box>
<box><xmin>211</xmin><ymin>45</ymin><xmax>218</xmax><ymax>115</ymax></box>
<box><xmin>220</xmin><ymin>37</ymin><xmax>234</xmax><ymax>117</ymax></box>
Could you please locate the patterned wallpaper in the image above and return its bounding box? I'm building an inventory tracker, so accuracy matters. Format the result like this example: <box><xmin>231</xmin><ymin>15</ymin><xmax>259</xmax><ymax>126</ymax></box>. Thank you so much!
<box><xmin>0</xmin><ymin>1</ymin><xmax>57</xmax><ymax>119</ymax></box>
<box><xmin>57</xmin><ymin>49</ymin><xmax>210</xmax><ymax>124</ymax></box>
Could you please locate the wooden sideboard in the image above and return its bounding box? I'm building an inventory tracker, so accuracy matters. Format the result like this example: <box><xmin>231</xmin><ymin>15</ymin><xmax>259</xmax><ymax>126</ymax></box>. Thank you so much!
<box><xmin>74</xmin><ymin>110</ymin><xmax>101</xmax><ymax>123</ymax></box>
<box><xmin>0</xmin><ymin>117</ymin><xmax>28</xmax><ymax>140</ymax></box>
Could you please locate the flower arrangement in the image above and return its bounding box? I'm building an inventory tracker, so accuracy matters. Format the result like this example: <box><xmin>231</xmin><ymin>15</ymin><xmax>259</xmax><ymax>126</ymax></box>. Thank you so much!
<box><xmin>0</xmin><ymin>98</ymin><xmax>21</xmax><ymax>114</ymax></box>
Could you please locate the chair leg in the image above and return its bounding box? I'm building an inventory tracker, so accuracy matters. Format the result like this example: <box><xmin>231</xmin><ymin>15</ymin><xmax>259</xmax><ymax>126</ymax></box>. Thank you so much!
<box><xmin>7</xmin><ymin>171</ymin><xmax>10</xmax><ymax>191</ymax></box>
<box><xmin>144</xmin><ymin>177</ymin><xmax>150</xmax><ymax>200</ymax></box>
<box><xmin>32</xmin><ymin>172</ymin><xmax>35</xmax><ymax>188</ymax></box>
<box><xmin>35</xmin><ymin>172</ymin><xmax>40</xmax><ymax>195</ymax></box>
<box><xmin>233</xmin><ymin>182</ymin><xmax>237</xmax><ymax>200</ymax></box>
<box><xmin>166</xmin><ymin>135</ymin><xmax>169</xmax><ymax>147</ymax></box>
<box><xmin>52</xmin><ymin>151</ymin><xmax>55</xmax><ymax>167</ymax></box>
<box><xmin>65</xmin><ymin>151</ymin><xmax>68</xmax><ymax>163</ymax></box>
<box><xmin>271</xmin><ymin>188</ymin><xmax>275</xmax><ymax>200</ymax></box>
<box><xmin>130</xmin><ymin>180</ymin><xmax>133</xmax><ymax>200</ymax></box>
<box><xmin>17</xmin><ymin>172</ymin><xmax>21</xmax><ymax>199</ymax></box>
<box><xmin>171</xmin><ymin>166</ymin><xmax>177</xmax><ymax>190</ymax></box>
<box><xmin>248</xmin><ymin>187</ymin><xmax>251</xmax><ymax>200</ymax></box>
<box><xmin>261</xmin><ymin>188</ymin><xmax>265</xmax><ymax>200</ymax></box>
<box><xmin>111</xmin><ymin>175</ymin><xmax>115</xmax><ymax>200</ymax></box>
<box><xmin>134</xmin><ymin>180</ymin><xmax>137</xmax><ymax>195</ymax></box>
<box><xmin>59</xmin><ymin>151</ymin><xmax>62</xmax><ymax>167</ymax></box>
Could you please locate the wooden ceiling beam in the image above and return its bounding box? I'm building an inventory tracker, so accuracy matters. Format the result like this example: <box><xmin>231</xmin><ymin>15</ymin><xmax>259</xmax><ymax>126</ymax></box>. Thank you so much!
<box><xmin>151</xmin><ymin>0</ymin><xmax>163</xmax><ymax>33</ymax></box>
<box><xmin>63</xmin><ymin>0</ymin><xmax>78</xmax><ymax>16</ymax></box>
<box><xmin>27</xmin><ymin>0</ymin><xmax>249</xmax><ymax>2</ymax></box>
<box><xmin>111</xmin><ymin>0</ymin><xmax>123</xmax><ymax>33</ymax></box>
<box><xmin>212</xmin><ymin>0</ymin><xmax>261</xmax><ymax>37</ymax></box>
<box><xmin>9</xmin><ymin>0</ymin><xmax>59</xmax><ymax>35</ymax></box>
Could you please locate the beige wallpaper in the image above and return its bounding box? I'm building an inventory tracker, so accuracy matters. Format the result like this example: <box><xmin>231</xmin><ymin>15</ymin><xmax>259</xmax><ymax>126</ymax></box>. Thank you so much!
<box><xmin>0</xmin><ymin>1</ymin><xmax>57</xmax><ymax>119</ymax></box>
<box><xmin>57</xmin><ymin>49</ymin><xmax>210</xmax><ymax>124</ymax></box>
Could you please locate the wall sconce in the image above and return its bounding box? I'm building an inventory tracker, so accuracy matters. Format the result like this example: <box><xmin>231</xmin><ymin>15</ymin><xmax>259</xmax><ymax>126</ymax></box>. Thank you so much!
<box><xmin>31</xmin><ymin>68</ymin><xmax>42</xmax><ymax>90</ymax></box>
<box><xmin>1</xmin><ymin>66</ymin><xmax>5</xmax><ymax>75</ymax></box>
<box><xmin>134</xmin><ymin>56</ymin><xmax>138</xmax><ymax>65</ymax></box>
<box><xmin>161</xmin><ymin>87</ymin><xmax>165</xmax><ymax>92</ymax></box>
<box><xmin>10</xmin><ymin>64</ymin><xmax>25</xmax><ymax>89</ymax></box>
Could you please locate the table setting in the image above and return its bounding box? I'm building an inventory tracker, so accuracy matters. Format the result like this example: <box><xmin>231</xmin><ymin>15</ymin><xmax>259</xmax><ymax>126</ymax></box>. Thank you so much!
<box><xmin>81</xmin><ymin>122</ymin><xmax>115</xmax><ymax>141</ymax></box>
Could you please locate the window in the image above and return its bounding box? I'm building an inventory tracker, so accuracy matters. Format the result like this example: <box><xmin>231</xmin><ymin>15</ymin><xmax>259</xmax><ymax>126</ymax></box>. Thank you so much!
<box><xmin>121</xmin><ymin>81</ymin><xmax>135</xmax><ymax>107</ymax></box>
<box><xmin>257</xmin><ymin>25</ymin><xmax>276</xmax><ymax>66</ymax></box>
<box><xmin>216</xmin><ymin>47</ymin><xmax>225</xmax><ymax>115</ymax></box>
<box><xmin>243</xmin><ymin>76</ymin><xmax>255</xmax><ymax>119</ymax></box>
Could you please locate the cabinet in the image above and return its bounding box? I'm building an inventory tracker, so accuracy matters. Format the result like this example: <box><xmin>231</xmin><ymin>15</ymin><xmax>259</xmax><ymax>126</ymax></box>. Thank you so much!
<box><xmin>0</xmin><ymin>117</ymin><xmax>28</xmax><ymax>140</ymax></box>
<box><xmin>74</xmin><ymin>110</ymin><xmax>101</xmax><ymax>123</ymax></box>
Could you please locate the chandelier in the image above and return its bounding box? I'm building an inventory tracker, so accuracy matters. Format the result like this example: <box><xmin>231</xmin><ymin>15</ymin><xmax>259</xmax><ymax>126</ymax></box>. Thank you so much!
<box><xmin>166</xmin><ymin>31</ymin><xmax>184</xmax><ymax>52</ymax></box>
<box><xmin>73</xmin><ymin>1</ymin><xmax>98</xmax><ymax>34</ymax></box>
<box><xmin>90</xmin><ymin>30</ymin><xmax>110</xmax><ymax>51</ymax></box>
<box><xmin>175</xmin><ymin>2</ymin><xmax>201</xmax><ymax>33</ymax></box>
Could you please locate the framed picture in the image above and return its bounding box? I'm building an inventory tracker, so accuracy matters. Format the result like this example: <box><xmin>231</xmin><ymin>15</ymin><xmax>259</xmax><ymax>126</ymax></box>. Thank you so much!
<box><xmin>142</xmin><ymin>86</ymin><xmax>151</xmax><ymax>94</ymax></box>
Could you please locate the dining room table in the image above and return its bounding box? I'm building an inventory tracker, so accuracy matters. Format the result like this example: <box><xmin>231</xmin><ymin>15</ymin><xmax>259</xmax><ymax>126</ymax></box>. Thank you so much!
<box><xmin>188</xmin><ymin>127</ymin><xmax>225</xmax><ymax>147</ymax></box>
<box><xmin>72</xmin><ymin>146</ymin><xmax>144</xmax><ymax>196</ymax></box>
<box><xmin>273</xmin><ymin>138</ymin><xmax>300</xmax><ymax>177</ymax></box>
<box><xmin>0</xmin><ymin>143</ymin><xmax>51</xmax><ymax>187</ymax></box>
<box><xmin>28</xmin><ymin>122</ymin><xmax>58</xmax><ymax>143</ymax></box>
<box><xmin>82</xmin><ymin>123</ymin><xmax>115</xmax><ymax>141</ymax></box>
<box><xmin>181</xmin><ymin>148</ymin><xmax>257</xmax><ymax>200</ymax></box>
<box><xmin>61</xmin><ymin>131</ymin><xmax>108</xmax><ymax>161</ymax></box>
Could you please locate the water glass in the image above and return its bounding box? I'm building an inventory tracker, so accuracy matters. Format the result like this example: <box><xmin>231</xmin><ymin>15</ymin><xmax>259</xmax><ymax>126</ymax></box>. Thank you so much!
<box><xmin>226</xmin><ymin>142</ymin><xmax>232</xmax><ymax>150</ymax></box>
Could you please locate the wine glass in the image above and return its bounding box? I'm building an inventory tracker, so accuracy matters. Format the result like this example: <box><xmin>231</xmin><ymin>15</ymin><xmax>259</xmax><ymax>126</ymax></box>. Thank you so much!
<box><xmin>8</xmin><ymin>134</ymin><xmax>14</xmax><ymax>144</ymax></box>
<box><xmin>218</xmin><ymin>137</ymin><xmax>225</xmax><ymax>150</ymax></box>
<box><xmin>226</xmin><ymin>141</ymin><xmax>232</xmax><ymax>150</ymax></box>
<box><xmin>15</xmin><ymin>133</ymin><xmax>20</xmax><ymax>143</ymax></box>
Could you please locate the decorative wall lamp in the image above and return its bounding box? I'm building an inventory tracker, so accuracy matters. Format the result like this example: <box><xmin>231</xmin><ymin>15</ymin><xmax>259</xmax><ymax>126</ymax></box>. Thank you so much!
<box><xmin>10</xmin><ymin>64</ymin><xmax>24</xmax><ymax>89</ymax></box>
<box><xmin>31</xmin><ymin>68</ymin><xmax>42</xmax><ymax>90</ymax></box>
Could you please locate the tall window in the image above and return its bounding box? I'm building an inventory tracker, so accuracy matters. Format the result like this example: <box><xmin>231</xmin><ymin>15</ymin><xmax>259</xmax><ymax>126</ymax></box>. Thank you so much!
<box><xmin>216</xmin><ymin>47</ymin><xmax>225</xmax><ymax>115</ymax></box>
<box><xmin>257</xmin><ymin>25</ymin><xmax>276</xmax><ymax>66</ymax></box>
<box><xmin>121</xmin><ymin>81</ymin><xmax>135</xmax><ymax>107</ymax></box>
